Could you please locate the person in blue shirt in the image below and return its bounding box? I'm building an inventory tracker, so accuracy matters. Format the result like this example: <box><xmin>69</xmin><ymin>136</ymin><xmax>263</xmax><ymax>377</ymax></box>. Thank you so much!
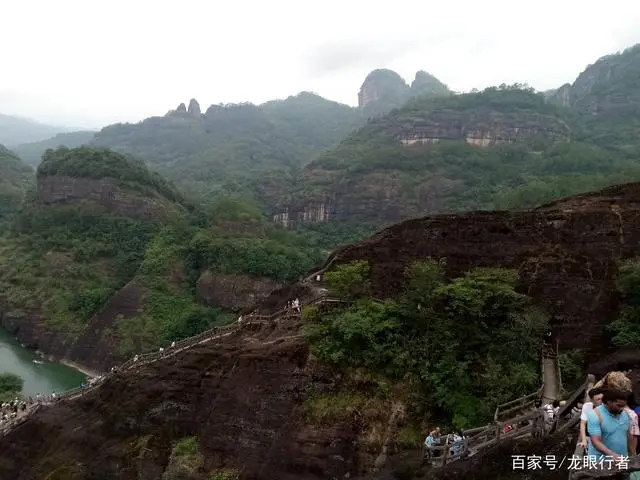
<box><xmin>586</xmin><ymin>388</ymin><xmax>636</xmax><ymax>460</ymax></box>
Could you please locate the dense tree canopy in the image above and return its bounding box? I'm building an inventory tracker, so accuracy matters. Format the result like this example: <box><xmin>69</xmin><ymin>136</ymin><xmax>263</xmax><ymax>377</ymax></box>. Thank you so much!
<box><xmin>303</xmin><ymin>260</ymin><xmax>549</xmax><ymax>428</ymax></box>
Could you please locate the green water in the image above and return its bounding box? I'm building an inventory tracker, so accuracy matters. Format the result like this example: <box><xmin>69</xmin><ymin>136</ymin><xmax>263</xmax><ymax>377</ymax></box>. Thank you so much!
<box><xmin>0</xmin><ymin>328</ymin><xmax>87</xmax><ymax>397</ymax></box>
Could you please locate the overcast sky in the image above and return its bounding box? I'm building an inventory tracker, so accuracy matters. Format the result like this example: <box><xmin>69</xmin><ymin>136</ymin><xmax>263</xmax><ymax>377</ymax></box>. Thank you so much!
<box><xmin>2</xmin><ymin>0</ymin><xmax>640</xmax><ymax>129</ymax></box>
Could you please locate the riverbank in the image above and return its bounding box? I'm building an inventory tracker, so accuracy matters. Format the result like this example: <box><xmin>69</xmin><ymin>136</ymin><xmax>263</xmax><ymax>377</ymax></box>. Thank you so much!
<box><xmin>59</xmin><ymin>359</ymin><xmax>101</xmax><ymax>378</ymax></box>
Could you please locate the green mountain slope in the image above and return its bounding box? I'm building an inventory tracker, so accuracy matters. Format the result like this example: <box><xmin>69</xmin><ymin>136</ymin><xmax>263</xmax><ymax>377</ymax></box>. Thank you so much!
<box><xmin>0</xmin><ymin>114</ymin><xmax>75</xmax><ymax>146</ymax></box>
<box><xmin>276</xmin><ymin>85</ymin><xmax>640</xmax><ymax>229</ymax></box>
<box><xmin>0</xmin><ymin>147</ymin><xmax>324</xmax><ymax>368</ymax></box>
<box><xmin>91</xmin><ymin>93</ymin><xmax>361</xmax><ymax>197</ymax></box>
<box><xmin>13</xmin><ymin>131</ymin><xmax>96</xmax><ymax>166</ymax></box>
<box><xmin>547</xmin><ymin>43</ymin><xmax>640</xmax><ymax>151</ymax></box>
<box><xmin>0</xmin><ymin>145</ymin><xmax>33</xmax><ymax>222</ymax></box>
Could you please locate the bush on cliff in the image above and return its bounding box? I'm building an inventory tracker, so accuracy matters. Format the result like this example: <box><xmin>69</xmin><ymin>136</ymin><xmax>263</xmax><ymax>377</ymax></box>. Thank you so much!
<box><xmin>0</xmin><ymin>372</ymin><xmax>24</xmax><ymax>401</ymax></box>
<box><xmin>608</xmin><ymin>258</ymin><xmax>640</xmax><ymax>347</ymax></box>
<box><xmin>303</xmin><ymin>260</ymin><xmax>549</xmax><ymax>429</ymax></box>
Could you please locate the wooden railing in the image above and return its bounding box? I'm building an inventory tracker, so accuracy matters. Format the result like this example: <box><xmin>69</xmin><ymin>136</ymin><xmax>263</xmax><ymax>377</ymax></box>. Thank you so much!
<box><xmin>494</xmin><ymin>387</ymin><xmax>544</xmax><ymax>422</ymax></box>
<box><xmin>425</xmin><ymin>373</ymin><xmax>594</xmax><ymax>469</ymax></box>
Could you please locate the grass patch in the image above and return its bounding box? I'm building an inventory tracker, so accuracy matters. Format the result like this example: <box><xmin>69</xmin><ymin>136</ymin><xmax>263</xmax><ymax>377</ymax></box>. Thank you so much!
<box><xmin>301</xmin><ymin>391</ymin><xmax>388</xmax><ymax>425</ymax></box>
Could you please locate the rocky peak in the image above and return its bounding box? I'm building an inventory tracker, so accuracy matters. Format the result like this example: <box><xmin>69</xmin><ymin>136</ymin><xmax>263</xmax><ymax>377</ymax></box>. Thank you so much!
<box><xmin>358</xmin><ymin>69</ymin><xmax>410</xmax><ymax>117</ymax></box>
<box><xmin>545</xmin><ymin>43</ymin><xmax>640</xmax><ymax>119</ymax></box>
<box><xmin>165</xmin><ymin>102</ymin><xmax>188</xmax><ymax>118</ymax></box>
<box><xmin>410</xmin><ymin>70</ymin><xmax>451</xmax><ymax>97</ymax></box>
<box><xmin>187</xmin><ymin>98</ymin><xmax>201</xmax><ymax>118</ymax></box>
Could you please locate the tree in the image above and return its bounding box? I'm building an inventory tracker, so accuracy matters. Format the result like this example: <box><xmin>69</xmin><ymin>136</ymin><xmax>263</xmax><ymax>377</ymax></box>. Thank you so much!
<box><xmin>608</xmin><ymin>258</ymin><xmax>640</xmax><ymax>347</ymax></box>
<box><xmin>324</xmin><ymin>260</ymin><xmax>371</xmax><ymax>298</ymax></box>
<box><xmin>0</xmin><ymin>372</ymin><xmax>24</xmax><ymax>401</ymax></box>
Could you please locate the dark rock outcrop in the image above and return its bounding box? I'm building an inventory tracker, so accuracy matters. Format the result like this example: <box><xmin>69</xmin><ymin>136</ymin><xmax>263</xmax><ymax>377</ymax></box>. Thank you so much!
<box><xmin>37</xmin><ymin>174</ymin><xmax>176</xmax><ymax>220</ymax></box>
<box><xmin>320</xmin><ymin>182</ymin><xmax>640</xmax><ymax>355</ymax></box>
<box><xmin>0</xmin><ymin>319</ymin><xmax>370</xmax><ymax>480</ymax></box>
<box><xmin>196</xmin><ymin>271</ymin><xmax>282</xmax><ymax>311</ymax></box>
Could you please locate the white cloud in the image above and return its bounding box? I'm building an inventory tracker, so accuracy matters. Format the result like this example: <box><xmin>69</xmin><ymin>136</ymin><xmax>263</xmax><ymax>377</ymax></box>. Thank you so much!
<box><xmin>1</xmin><ymin>0</ymin><xmax>639</xmax><ymax>128</ymax></box>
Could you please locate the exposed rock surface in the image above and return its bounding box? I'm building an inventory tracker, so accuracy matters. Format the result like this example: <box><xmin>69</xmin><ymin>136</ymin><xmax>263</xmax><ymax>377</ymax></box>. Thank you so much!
<box><xmin>196</xmin><ymin>270</ymin><xmax>282</xmax><ymax>311</ymax></box>
<box><xmin>188</xmin><ymin>98</ymin><xmax>202</xmax><ymax>118</ymax></box>
<box><xmin>319</xmin><ymin>182</ymin><xmax>640</xmax><ymax>355</ymax></box>
<box><xmin>0</xmin><ymin>318</ymin><xmax>373</xmax><ymax>480</ymax></box>
<box><xmin>274</xmin><ymin>88</ymin><xmax>573</xmax><ymax>227</ymax></box>
<box><xmin>546</xmin><ymin>43</ymin><xmax>640</xmax><ymax>119</ymax></box>
<box><xmin>38</xmin><ymin>174</ymin><xmax>177</xmax><ymax>220</ymax></box>
<box><xmin>358</xmin><ymin>68</ymin><xmax>450</xmax><ymax>118</ymax></box>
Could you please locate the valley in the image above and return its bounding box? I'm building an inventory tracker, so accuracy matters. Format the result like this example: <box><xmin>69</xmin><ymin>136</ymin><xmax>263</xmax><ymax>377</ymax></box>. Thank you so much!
<box><xmin>0</xmin><ymin>39</ymin><xmax>640</xmax><ymax>479</ymax></box>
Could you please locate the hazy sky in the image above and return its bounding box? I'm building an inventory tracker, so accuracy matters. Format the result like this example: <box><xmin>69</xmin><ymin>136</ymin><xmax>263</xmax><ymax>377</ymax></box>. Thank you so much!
<box><xmin>2</xmin><ymin>0</ymin><xmax>640</xmax><ymax>129</ymax></box>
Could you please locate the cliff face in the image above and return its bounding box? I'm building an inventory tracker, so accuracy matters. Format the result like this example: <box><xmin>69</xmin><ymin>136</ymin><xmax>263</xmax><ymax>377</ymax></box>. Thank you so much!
<box><xmin>196</xmin><ymin>271</ymin><xmax>282</xmax><ymax>311</ymax></box>
<box><xmin>0</xmin><ymin>317</ymin><xmax>385</xmax><ymax>480</ymax></box>
<box><xmin>546</xmin><ymin>43</ymin><xmax>640</xmax><ymax>120</ymax></box>
<box><xmin>275</xmin><ymin>88</ymin><xmax>574</xmax><ymax>227</ymax></box>
<box><xmin>358</xmin><ymin>68</ymin><xmax>450</xmax><ymax>118</ymax></box>
<box><xmin>321</xmin><ymin>182</ymin><xmax>640</xmax><ymax>353</ymax></box>
<box><xmin>37</xmin><ymin>175</ymin><xmax>176</xmax><ymax>220</ymax></box>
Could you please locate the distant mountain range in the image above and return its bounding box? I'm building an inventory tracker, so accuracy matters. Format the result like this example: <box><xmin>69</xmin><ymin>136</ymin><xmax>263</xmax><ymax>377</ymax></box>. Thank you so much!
<box><xmin>0</xmin><ymin>114</ymin><xmax>83</xmax><ymax>146</ymax></box>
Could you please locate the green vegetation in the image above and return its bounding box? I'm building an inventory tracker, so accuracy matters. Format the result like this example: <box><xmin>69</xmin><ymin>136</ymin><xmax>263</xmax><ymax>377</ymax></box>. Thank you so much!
<box><xmin>0</xmin><ymin>372</ymin><xmax>24</xmax><ymax>401</ymax></box>
<box><xmin>12</xmin><ymin>130</ymin><xmax>95</xmax><ymax>167</ymax></box>
<box><xmin>0</xmin><ymin>145</ymin><xmax>33</xmax><ymax>223</ymax></box>
<box><xmin>303</xmin><ymin>260</ymin><xmax>548</xmax><ymax>429</ymax></box>
<box><xmin>38</xmin><ymin>147</ymin><xmax>184</xmax><ymax>202</ymax></box>
<box><xmin>91</xmin><ymin>93</ymin><xmax>361</xmax><ymax>198</ymax></box>
<box><xmin>608</xmin><ymin>258</ymin><xmax>640</xmax><ymax>347</ymax></box>
<box><xmin>294</xmin><ymin>85</ymin><xmax>640</xmax><ymax>225</ymax></box>
<box><xmin>0</xmin><ymin>147</ymin><xmax>325</xmax><ymax>355</ymax></box>
<box><xmin>162</xmin><ymin>436</ymin><xmax>203</xmax><ymax>480</ymax></box>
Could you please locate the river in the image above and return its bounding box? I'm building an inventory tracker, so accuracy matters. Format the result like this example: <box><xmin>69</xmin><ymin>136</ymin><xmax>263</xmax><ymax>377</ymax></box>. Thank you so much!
<box><xmin>0</xmin><ymin>328</ymin><xmax>87</xmax><ymax>397</ymax></box>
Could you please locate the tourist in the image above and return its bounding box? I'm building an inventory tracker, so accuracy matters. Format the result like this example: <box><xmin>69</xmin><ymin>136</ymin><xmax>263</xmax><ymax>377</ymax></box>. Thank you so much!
<box><xmin>449</xmin><ymin>431</ymin><xmax>465</xmax><ymax>457</ymax></box>
<box><xmin>424</xmin><ymin>427</ymin><xmax>442</xmax><ymax>459</ymax></box>
<box><xmin>586</xmin><ymin>388</ymin><xmax>635</xmax><ymax>460</ymax></box>
<box><xmin>543</xmin><ymin>399</ymin><xmax>560</xmax><ymax>431</ymax></box>
<box><xmin>293</xmin><ymin>298</ymin><xmax>300</xmax><ymax>312</ymax></box>
<box><xmin>578</xmin><ymin>387</ymin><xmax>604</xmax><ymax>448</ymax></box>
<box><xmin>171</xmin><ymin>341</ymin><xmax>175</xmax><ymax>348</ymax></box>
<box><xmin>624</xmin><ymin>392</ymin><xmax>640</xmax><ymax>454</ymax></box>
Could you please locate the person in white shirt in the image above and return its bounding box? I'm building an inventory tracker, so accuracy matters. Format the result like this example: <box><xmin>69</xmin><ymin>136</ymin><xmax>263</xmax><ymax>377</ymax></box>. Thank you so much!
<box><xmin>578</xmin><ymin>387</ymin><xmax>604</xmax><ymax>448</ymax></box>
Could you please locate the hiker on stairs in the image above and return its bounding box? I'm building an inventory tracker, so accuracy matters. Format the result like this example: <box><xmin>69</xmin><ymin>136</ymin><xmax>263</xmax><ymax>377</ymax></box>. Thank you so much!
<box><xmin>543</xmin><ymin>399</ymin><xmax>560</xmax><ymax>432</ymax></box>
<box><xmin>586</xmin><ymin>388</ymin><xmax>636</xmax><ymax>460</ymax></box>
<box><xmin>578</xmin><ymin>387</ymin><xmax>604</xmax><ymax>449</ymax></box>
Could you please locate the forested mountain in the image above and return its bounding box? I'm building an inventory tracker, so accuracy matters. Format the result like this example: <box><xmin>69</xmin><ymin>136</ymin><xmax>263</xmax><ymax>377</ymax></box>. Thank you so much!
<box><xmin>271</xmin><ymin>45</ymin><xmax>640</xmax><ymax>230</ymax></box>
<box><xmin>0</xmin><ymin>147</ymin><xmax>325</xmax><ymax>370</ymax></box>
<box><xmin>13</xmin><ymin>130</ymin><xmax>96</xmax><ymax>166</ymax></box>
<box><xmin>0</xmin><ymin>145</ymin><xmax>33</xmax><ymax>222</ymax></box>
<box><xmin>0</xmin><ymin>114</ymin><xmax>75</xmax><ymax>146</ymax></box>
<box><xmin>90</xmin><ymin>93</ymin><xmax>362</xmax><ymax>197</ymax></box>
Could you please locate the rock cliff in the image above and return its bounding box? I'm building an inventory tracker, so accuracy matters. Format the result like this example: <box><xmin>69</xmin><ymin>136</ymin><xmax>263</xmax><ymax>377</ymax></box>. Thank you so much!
<box><xmin>0</xmin><ymin>316</ymin><xmax>389</xmax><ymax>479</ymax></box>
<box><xmin>358</xmin><ymin>68</ymin><xmax>451</xmax><ymax>118</ymax></box>
<box><xmin>37</xmin><ymin>174</ymin><xmax>177</xmax><ymax>220</ymax></box>
<box><xmin>275</xmin><ymin>87</ymin><xmax>575</xmax><ymax>227</ymax></box>
<box><xmin>546</xmin><ymin>43</ymin><xmax>640</xmax><ymax>120</ymax></box>
<box><xmin>320</xmin><ymin>181</ymin><xmax>640</xmax><ymax>355</ymax></box>
<box><xmin>4</xmin><ymin>182</ymin><xmax>640</xmax><ymax>478</ymax></box>
<box><xmin>196</xmin><ymin>271</ymin><xmax>282</xmax><ymax>311</ymax></box>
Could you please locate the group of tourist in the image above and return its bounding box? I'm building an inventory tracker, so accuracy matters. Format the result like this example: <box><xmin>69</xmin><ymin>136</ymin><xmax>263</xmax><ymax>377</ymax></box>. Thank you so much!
<box><xmin>0</xmin><ymin>398</ymin><xmax>27</xmax><ymax>424</ymax></box>
<box><xmin>422</xmin><ymin>370</ymin><xmax>640</xmax><ymax>468</ymax></box>
<box><xmin>573</xmin><ymin>371</ymin><xmax>640</xmax><ymax>463</ymax></box>
<box><xmin>423</xmin><ymin>427</ymin><xmax>467</xmax><ymax>461</ymax></box>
